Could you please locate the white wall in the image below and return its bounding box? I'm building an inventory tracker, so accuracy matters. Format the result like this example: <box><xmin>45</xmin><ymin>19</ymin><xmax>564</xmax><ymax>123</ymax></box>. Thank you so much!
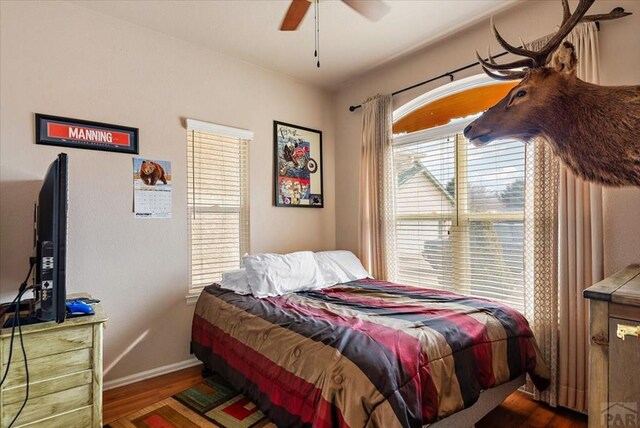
<box><xmin>333</xmin><ymin>0</ymin><xmax>640</xmax><ymax>276</ymax></box>
<box><xmin>0</xmin><ymin>1</ymin><xmax>335</xmax><ymax>382</ymax></box>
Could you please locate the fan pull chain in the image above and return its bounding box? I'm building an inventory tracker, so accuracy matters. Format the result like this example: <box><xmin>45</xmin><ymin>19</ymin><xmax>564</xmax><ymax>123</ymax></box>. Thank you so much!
<box><xmin>316</xmin><ymin>1</ymin><xmax>320</xmax><ymax>68</ymax></box>
<box><xmin>313</xmin><ymin>0</ymin><xmax>320</xmax><ymax>68</ymax></box>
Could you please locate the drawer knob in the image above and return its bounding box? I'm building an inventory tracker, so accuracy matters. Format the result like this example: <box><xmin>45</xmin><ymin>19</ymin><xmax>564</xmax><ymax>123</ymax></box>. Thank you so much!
<box><xmin>616</xmin><ymin>324</ymin><xmax>640</xmax><ymax>341</ymax></box>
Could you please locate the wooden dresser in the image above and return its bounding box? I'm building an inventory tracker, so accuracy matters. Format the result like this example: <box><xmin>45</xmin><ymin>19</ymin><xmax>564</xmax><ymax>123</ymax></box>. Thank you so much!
<box><xmin>584</xmin><ymin>264</ymin><xmax>640</xmax><ymax>428</ymax></box>
<box><xmin>0</xmin><ymin>297</ymin><xmax>107</xmax><ymax>427</ymax></box>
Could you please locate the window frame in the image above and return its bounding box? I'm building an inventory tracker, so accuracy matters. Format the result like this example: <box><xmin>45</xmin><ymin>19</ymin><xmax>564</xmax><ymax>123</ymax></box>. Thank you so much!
<box><xmin>185</xmin><ymin>119</ymin><xmax>252</xmax><ymax>303</ymax></box>
<box><xmin>392</xmin><ymin>97</ymin><xmax>526</xmax><ymax>310</ymax></box>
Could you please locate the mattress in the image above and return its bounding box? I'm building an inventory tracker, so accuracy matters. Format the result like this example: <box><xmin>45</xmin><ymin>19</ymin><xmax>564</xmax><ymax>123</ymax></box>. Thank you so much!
<box><xmin>192</xmin><ymin>278</ymin><xmax>550</xmax><ymax>427</ymax></box>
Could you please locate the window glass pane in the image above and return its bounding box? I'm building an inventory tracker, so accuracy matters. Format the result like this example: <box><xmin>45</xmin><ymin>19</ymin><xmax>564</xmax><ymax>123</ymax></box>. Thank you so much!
<box><xmin>187</xmin><ymin>128</ymin><xmax>249</xmax><ymax>296</ymax></box>
<box><xmin>396</xmin><ymin>219</ymin><xmax>454</xmax><ymax>290</ymax></box>
<box><xmin>392</xmin><ymin>128</ymin><xmax>525</xmax><ymax>312</ymax></box>
<box><xmin>463</xmin><ymin>140</ymin><xmax>525</xmax><ymax>213</ymax></box>
<box><xmin>394</xmin><ymin>136</ymin><xmax>455</xmax><ymax>216</ymax></box>
<box><xmin>188</xmin><ymin>211</ymin><xmax>242</xmax><ymax>288</ymax></box>
<box><xmin>189</xmin><ymin>135</ymin><xmax>245</xmax><ymax>208</ymax></box>
<box><xmin>394</xmin><ymin>135</ymin><xmax>455</xmax><ymax>290</ymax></box>
<box><xmin>466</xmin><ymin>220</ymin><xmax>524</xmax><ymax>312</ymax></box>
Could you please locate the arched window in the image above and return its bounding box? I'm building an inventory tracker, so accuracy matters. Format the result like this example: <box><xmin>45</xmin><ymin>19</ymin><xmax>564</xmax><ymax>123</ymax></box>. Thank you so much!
<box><xmin>390</xmin><ymin>74</ymin><xmax>526</xmax><ymax>312</ymax></box>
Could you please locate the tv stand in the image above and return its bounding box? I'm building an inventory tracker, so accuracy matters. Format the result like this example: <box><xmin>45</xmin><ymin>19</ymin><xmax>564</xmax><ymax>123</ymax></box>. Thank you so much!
<box><xmin>0</xmin><ymin>293</ymin><xmax>107</xmax><ymax>427</ymax></box>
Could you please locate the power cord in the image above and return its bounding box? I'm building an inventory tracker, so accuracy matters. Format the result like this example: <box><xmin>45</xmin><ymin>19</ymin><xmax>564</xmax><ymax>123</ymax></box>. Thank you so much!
<box><xmin>0</xmin><ymin>293</ymin><xmax>21</xmax><ymax>386</ymax></box>
<box><xmin>0</xmin><ymin>261</ymin><xmax>33</xmax><ymax>386</ymax></box>
<box><xmin>9</xmin><ymin>287</ymin><xmax>31</xmax><ymax>428</ymax></box>
<box><xmin>0</xmin><ymin>260</ymin><xmax>35</xmax><ymax>427</ymax></box>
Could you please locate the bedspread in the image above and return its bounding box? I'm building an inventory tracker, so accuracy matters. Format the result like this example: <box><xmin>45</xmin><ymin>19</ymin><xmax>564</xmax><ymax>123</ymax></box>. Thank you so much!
<box><xmin>192</xmin><ymin>278</ymin><xmax>550</xmax><ymax>427</ymax></box>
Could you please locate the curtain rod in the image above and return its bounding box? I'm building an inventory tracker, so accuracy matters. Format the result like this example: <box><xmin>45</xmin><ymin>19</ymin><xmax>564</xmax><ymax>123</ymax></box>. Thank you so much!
<box><xmin>348</xmin><ymin>50</ymin><xmax>511</xmax><ymax>112</ymax></box>
<box><xmin>348</xmin><ymin>7</ymin><xmax>631</xmax><ymax>112</ymax></box>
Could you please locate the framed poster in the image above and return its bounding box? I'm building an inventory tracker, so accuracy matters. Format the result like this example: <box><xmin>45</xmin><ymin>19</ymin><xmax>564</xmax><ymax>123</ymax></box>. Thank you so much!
<box><xmin>35</xmin><ymin>113</ymin><xmax>139</xmax><ymax>154</ymax></box>
<box><xmin>274</xmin><ymin>121</ymin><xmax>323</xmax><ymax>208</ymax></box>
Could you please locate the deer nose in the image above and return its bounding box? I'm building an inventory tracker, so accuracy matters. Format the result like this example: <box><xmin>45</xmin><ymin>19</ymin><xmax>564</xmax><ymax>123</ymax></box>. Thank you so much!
<box><xmin>463</xmin><ymin>124</ymin><xmax>473</xmax><ymax>136</ymax></box>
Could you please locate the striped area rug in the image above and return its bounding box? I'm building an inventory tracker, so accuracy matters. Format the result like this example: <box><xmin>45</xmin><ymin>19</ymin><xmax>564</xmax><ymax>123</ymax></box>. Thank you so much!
<box><xmin>105</xmin><ymin>374</ymin><xmax>276</xmax><ymax>428</ymax></box>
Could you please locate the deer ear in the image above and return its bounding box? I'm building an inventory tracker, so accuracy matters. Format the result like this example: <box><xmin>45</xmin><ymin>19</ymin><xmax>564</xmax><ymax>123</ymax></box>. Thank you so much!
<box><xmin>551</xmin><ymin>41</ymin><xmax>577</xmax><ymax>76</ymax></box>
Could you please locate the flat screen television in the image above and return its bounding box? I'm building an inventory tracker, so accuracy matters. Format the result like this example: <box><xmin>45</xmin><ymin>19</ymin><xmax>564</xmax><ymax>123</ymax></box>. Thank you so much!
<box><xmin>33</xmin><ymin>153</ymin><xmax>68</xmax><ymax>323</ymax></box>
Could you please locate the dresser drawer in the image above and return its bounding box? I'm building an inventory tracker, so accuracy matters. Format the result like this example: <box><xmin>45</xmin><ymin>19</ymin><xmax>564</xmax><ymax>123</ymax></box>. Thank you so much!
<box><xmin>1</xmin><ymin>324</ymin><xmax>92</xmax><ymax>363</ymax></box>
<box><xmin>2</xmin><ymin>348</ymin><xmax>92</xmax><ymax>388</ymax></box>
<box><xmin>16</xmin><ymin>405</ymin><xmax>93</xmax><ymax>428</ymax></box>
<box><xmin>3</xmin><ymin>370</ymin><xmax>92</xmax><ymax>405</ymax></box>
<box><xmin>2</xmin><ymin>384</ymin><xmax>92</xmax><ymax>427</ymax></box>
<box><xmin>609</xmin><ymin>317</ymin><xmax>640</xmax><ymax>404</ymax></box>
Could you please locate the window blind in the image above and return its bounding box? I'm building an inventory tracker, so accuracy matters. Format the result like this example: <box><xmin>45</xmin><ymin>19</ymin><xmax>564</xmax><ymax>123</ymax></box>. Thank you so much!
<box><xmin>393</xmin><ymin>130</ymin><xmax>525</xmax><ymax>312</ymax></box>
<box><xmin>187</xmin><ymin>125</ymin><xmax>250</xmax><ymax>298</ymax></box>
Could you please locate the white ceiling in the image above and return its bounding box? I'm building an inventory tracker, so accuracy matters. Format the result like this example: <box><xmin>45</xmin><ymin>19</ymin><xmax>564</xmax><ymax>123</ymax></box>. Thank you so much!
<box><xmin>71</xmin><ymin>0</ymin><xmax>519</xmax><ymax>90</ymax></box>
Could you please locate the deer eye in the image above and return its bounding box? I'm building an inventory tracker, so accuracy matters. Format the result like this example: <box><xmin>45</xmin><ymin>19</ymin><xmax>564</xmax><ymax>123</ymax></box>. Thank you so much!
<box><xmin>516</xmin><ymin>90</ymin><xmax>527</xmax><ymax>97</ymax></box>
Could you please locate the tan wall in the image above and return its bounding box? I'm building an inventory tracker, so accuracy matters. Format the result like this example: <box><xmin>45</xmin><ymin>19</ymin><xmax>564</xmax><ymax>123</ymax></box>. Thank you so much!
<box><xmin>333</xmin><ymin>0</ymin><xmax>640</xmax><ymax>276</ymax></box>
<box><xmin>0</xmin><ymin>1</ymin><xmax>335</xmax><ymax>382</ymax></box>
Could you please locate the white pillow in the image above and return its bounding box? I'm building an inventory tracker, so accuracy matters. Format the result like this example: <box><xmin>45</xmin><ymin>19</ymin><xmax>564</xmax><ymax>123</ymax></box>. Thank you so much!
<box><xmin>244</xmin><ymin>251</ymin><xmax>326</xmax><ymax>297</ymax></box>
<box><xmin>314</xmin><ymin>250</ymin><xmax>371</xmax><ymax>285</ymax></box>
<box><xmin>219</xmin><ymin>268</ymin><xmax>251</xmax><ymax>295</ymax></box>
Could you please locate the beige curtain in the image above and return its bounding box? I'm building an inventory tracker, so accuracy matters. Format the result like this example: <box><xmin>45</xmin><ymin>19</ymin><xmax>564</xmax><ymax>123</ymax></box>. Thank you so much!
<box><xmin>525</xmin><ymin>22</ymin><xmax>603</xmax><ymax>412</ymax></box>
<box><xmin>557</xmin><ymin>22</ymin><xmax>603</xmax><ymax>412</ymax></box>
<box><xmin>358</xmin><ymin>94</ymin><xmax>397</xmax><ymax>280</ymax></box>
<box><xmin>524</xmin><ymin>135</ymin><xmax>560</xmax><ymax>405</ymax></box>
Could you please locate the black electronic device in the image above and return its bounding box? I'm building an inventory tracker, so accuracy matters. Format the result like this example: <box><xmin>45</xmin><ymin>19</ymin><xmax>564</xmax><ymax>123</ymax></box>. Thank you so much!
<box><xmin>0</xmin><ymin>153</ymin><xmax>68</xmax><ymax>428</ymax></box>
<box><xmin>33</xmin><ymin>153</ymin><xmax>68</xmax><ymax>323</ymax></box>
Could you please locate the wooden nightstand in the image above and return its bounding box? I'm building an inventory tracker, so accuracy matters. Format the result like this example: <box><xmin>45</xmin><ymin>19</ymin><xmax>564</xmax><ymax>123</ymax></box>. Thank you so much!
<box><xmin>0</xmin><ymin>295</ymin><xmax>107</xmax><ymax>427</ymax></box>
<box><xmin>584</xmin><ymin>264</ymin><xmax>640</xmax><ymax>428</ymax></box>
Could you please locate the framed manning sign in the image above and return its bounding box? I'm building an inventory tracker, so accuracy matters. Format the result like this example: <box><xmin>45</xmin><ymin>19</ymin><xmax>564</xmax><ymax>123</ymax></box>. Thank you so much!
<box><xmin>35</xmin><ymin>114</ymin><xmax>139</xmax><ymax>154</ymax></box>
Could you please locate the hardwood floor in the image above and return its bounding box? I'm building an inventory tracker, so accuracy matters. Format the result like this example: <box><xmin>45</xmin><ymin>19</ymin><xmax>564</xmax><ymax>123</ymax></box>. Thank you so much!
<box><xmin>103</xmin><ymin>364</ymin><xmax>204</xmax><ymax>425</ymax></box>
<box><xmin>103</xmin><ymin>365</ymin><xmax>588</xmax><ymax>427</ymax></box>
<box><xmin>476</xmin><ymin>391</ymin><xmax>587</xmax><ymax>428</ymax></box>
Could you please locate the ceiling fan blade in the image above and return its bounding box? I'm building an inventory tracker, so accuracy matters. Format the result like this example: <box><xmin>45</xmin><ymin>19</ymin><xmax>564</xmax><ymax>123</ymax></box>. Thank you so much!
<box><xmin>341</xmin><ymin>0</ymin><xmax>390</xmax><ymax>22</ymax></box>
<box><xmin>280</xmin><ymin>0</ymin><xmax>312</xmax><ymax>31</ymax></box>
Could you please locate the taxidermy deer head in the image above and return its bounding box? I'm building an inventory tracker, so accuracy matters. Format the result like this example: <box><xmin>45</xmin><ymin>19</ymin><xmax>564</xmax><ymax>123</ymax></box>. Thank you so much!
<box><xmin>463</xmin><ymin>0</ymin><xmax>640</xmax><ymax>186</ymax></box>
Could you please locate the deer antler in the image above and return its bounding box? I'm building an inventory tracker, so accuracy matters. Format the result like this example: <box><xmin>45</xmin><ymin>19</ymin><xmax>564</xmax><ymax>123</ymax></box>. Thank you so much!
<box><xmin>533</xmin><ymin>0</ymin><xmax>595</xmax><ymax>65</ymax></box>
<box><xmin>475</xmin><ymin>50</ymin><xmax>528</xmax><ymax>80</ymax></box>
<box><xmin>480</xmin><ymin>0</ymin><xmax>596</xmax><ymax>79</ymax></box>
<box><xmin>561</xmin><ymin>0</ymin><xmax>572</xmax><ymax>25</ymax></box>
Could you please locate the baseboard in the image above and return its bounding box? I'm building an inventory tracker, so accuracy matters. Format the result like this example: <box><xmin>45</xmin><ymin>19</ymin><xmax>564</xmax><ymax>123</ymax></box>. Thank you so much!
<box><xmin>103</xmin><ymin>357</ymin><xmax>202</xmax><ymax>391</ymax></box>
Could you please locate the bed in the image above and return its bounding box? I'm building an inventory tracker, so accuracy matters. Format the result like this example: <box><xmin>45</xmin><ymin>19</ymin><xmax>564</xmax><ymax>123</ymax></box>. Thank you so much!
<box><xmin>191</xmin><ymin>278</ymin><xmax>550</xmax><ymax>427</ymax></box>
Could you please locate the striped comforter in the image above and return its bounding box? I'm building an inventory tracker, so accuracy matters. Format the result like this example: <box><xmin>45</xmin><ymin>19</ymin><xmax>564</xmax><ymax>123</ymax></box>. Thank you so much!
<box><xmin>192</xmin><ymin>279</ymin><xmax>550</xmax><ymax>427</ymax></box>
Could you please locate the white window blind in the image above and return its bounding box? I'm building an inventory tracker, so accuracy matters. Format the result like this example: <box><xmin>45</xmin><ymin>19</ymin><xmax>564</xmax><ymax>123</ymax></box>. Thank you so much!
<box><xmin>393</xmin><ymin>130</ymin><xmax>525</xmax><ymax>312</ymax></box>
<box><xmin>187</xmin><ymin>121</ymin><xmax>250</xmax><ymax>299</ymax></box>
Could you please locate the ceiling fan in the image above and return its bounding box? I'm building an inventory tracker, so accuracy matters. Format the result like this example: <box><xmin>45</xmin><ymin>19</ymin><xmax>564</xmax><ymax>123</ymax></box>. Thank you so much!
<box><xmin>279</xmin><ymin>0</ymin><xmax>390</xmax><ymax>31</ymax></box>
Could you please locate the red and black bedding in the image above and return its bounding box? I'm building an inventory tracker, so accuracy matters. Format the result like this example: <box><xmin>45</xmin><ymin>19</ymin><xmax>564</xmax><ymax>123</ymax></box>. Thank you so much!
<box><xmin>192</xmin><ymin>278</ymin><xmax>550</xmax><ymax>427</ymax></box>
